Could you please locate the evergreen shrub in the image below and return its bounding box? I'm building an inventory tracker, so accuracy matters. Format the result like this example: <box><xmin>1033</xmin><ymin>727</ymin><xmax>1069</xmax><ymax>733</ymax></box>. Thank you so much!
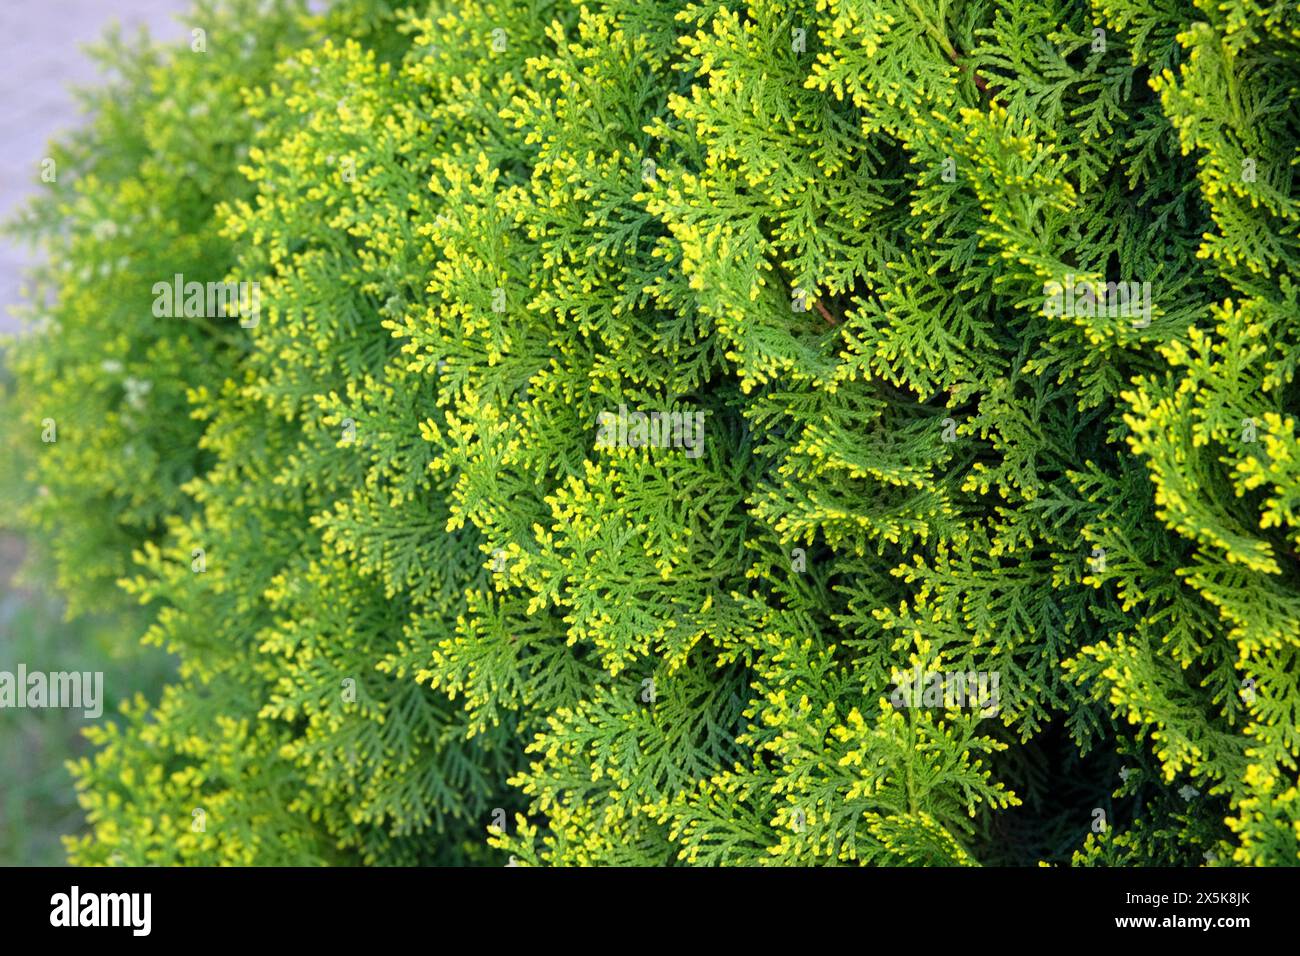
<box><xmin>3</xmin><ymin>0</ymin><xmax>1299</xmax><ymax>865</ymax></box>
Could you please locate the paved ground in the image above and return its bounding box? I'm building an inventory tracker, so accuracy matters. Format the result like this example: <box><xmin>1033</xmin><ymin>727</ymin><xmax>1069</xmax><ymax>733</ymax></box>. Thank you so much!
<box><xmin>0</xmin><ymin>0</ymin><xmax>189</xmax><ymax>333</ymax></box>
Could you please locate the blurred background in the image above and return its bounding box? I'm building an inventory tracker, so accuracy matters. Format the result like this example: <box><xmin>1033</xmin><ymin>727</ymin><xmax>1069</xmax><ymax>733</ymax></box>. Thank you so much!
<box><xmin>0</xmin><ymin>0</ymin><xmax>188</xmax><ymax>333</ymax></box>
<box><xmin>0</xmin><ymin>0</ymin><xmax>187</xmax><ymax>865</ymax></box>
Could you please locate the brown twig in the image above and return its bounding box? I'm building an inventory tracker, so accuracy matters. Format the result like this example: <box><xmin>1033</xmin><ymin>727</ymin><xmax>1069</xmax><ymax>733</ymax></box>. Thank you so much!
<box><xmin>813</xmin><ymin>299</ymin><xmax>838</xmax><ymax>326</ymax></box>
<box><xmin>775</xmin><ymin>262</ymin><xmax>839</xmax><ymax>327</ymax></box>
<box><xmin>946</xmin><ymin>47</ymin><xmax>997</xmax><ymax>106</ymax></box>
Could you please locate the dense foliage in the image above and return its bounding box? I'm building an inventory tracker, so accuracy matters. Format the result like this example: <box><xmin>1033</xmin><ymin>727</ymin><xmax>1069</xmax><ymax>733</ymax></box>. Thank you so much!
<box><xmin>3</xmin><ymin>0</ymin><xmax>1298</xmax><ymax>865</ymax></box>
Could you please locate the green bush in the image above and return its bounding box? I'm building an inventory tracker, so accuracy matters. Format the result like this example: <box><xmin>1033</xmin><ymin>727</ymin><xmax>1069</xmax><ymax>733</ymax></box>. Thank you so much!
<box><xmin>3</xmin><ymin>0</ymin><xmax>1298</xmax><ymax>865</ymax></box>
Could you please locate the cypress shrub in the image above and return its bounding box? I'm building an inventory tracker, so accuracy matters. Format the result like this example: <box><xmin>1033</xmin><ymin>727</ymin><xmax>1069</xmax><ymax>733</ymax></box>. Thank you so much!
<box><xmin>3</xmin><ymin>0</ymin><xmax>1298</xmax><ymax>865</ymax></box>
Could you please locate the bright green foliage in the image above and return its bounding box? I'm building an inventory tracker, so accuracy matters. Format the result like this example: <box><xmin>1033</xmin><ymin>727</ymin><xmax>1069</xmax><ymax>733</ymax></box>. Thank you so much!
<box><xmin>2</xmin><ymin>0</ymin><xmax>1298</xmax><ymax>866</ymax></box>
